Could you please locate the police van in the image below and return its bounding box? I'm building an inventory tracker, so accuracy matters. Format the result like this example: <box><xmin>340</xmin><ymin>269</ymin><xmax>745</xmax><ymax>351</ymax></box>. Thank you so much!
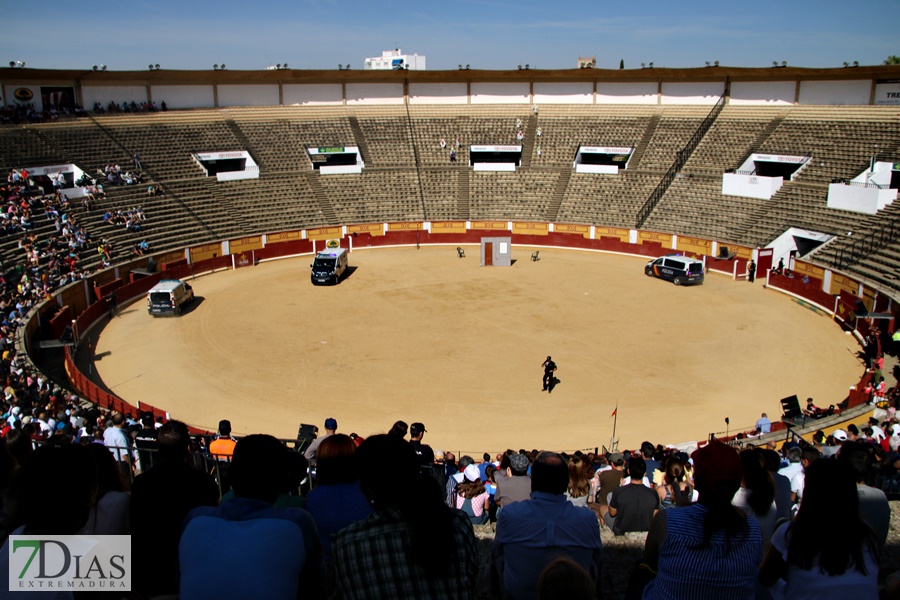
<box><xmin>645</xmin><ymin>255</ymin><xmax>704</xmax><ymax>286</ymax></box>
<box><xmin>147</xmin><ymin>279</ymin><xmax>194</xmax><ymax>315</ymax></box>
<box><xmin>310</xmin><ymin>248</ymin><xmax>349</xmax><ymax>285</ymax></box>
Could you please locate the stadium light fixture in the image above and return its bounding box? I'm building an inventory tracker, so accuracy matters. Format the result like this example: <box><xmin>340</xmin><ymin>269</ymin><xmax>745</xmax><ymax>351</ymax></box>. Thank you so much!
<box><xmin>772</xmin><ymin>61</ymin><xmax>778</xmax><ymax>67</ymax></box>
<box><xmin>220</xmin><ymin>64</ymin><xmax>226</xmax><ymax>70</ymax></box>
<box><xmin>843</xmin><ymin>62</ymin><xmax>849</xmax><ymax>68</ymax></box>
<box><xmin>705</xmin><ymin>61</ymin><xmax>711</xmax><ymax>67</ymax></box>
<box><xmin>648</xmin><ymin>62</ymin><xmax>653</xmax><ymax>68</ymax></box>
<box><xmin>101</xmin><ymin>65</ymin><xmax>107</xmax><ymax>71</ymax></box>
<box><xmin>525</xmin><ymin>64</ymin><xmax>529</xmax><ymax>70</ymax></box>
<box><xmin>641</xmin><ymin>63</ymin><xmax>646</xmax><ymax>68</ymax></box>
<box><xmin>517</xmin><ymin>65</ymin><xmax>522</xmax><ymax>70</ymax></box>
<box><xmin>9</xmin><ymin>60</ymin><xmax>25</xmax><ymax>69</ymax></box>
<box><xmin>284</xmin><ymin>63</ymin><xmax>289</xmax><ymax>69</ymax></box>
<box><xmin>458</xmin><ymin>64</ymin><xmax>463</xmax><ymax>70</ymax></box>
<box><xmin>781</xmin><ymin>61</ymin><xmax>787</xmax><ymax>67</ymax></box>
<box><xmin>853</xmin><ymin>61</ymin><xmax>859</xmax><ymax>67</ymax></box>
<box><xmin>714</xmin><ymin>60</ymin><xmax>719</xmax><ymax>67</ymax></box>
<box><xmin>345</xmin><ymin>64</ymin><xmax>350</xmax><ymax>70</ymax></box>
<box><xmin>338</xmin><ymin>65</ymin><xmax>343</xmax><ymax>70</ymax></box>
<box><xmin>213</xmin><ymin>64</ymin><xmax>219</xmax><ymax>70</ymax></box>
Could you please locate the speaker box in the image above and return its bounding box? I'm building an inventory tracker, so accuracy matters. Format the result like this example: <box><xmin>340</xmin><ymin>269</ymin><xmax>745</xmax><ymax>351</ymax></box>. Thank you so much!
<box><xmin>295</xmin><ymin>423</ymin><xmax>319</xmax><ymax>454</ymax></box>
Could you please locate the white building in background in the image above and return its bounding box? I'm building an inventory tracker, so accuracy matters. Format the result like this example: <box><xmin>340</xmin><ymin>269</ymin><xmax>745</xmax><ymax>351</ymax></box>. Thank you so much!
<box><xmin>364</xmin><ymin>49</ymin><xmax>426</xmax><ymax>71</ymax></box>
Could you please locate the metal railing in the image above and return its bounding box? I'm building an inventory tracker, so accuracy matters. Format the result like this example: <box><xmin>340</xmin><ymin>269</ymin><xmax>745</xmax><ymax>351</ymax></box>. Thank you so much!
<box><xmin>831</xmin><ymin>219</ymin><xmax>900</xmax><ymax>269</ymax></box>
<box><xmin>635</xmin><ymin>90</ymin><xmax>727</xmax><ymax>228</ymax></box>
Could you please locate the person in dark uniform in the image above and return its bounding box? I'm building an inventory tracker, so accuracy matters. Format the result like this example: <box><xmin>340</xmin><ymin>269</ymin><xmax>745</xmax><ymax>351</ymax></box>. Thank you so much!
<box><xmin>542</xmin><ymin>356</ymin><xmax>557</xmax><ymax>392</ymax></box>
<box><xmin>106</xmin><ymin>291</ymin><xmax>118</xmax><ymax>317</ymax></box>
<box><xmin>747</xmin><ymin>260</ymin><xmax>756</xmax><ymax>284</ymax></box>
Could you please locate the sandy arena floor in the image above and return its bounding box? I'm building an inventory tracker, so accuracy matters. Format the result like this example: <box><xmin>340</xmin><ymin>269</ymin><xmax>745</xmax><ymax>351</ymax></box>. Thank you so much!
<box><xmin>92</xmin><ymin>246</ymin><xmax>864</xmax><ymax>456</ymax></box>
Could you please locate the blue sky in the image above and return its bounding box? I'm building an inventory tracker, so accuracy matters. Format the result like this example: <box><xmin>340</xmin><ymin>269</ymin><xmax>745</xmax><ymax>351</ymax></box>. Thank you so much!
<box><xmin>2</xmin><ymin>0</ymin><xmax>897</xmax><ymax>71</ymax></box>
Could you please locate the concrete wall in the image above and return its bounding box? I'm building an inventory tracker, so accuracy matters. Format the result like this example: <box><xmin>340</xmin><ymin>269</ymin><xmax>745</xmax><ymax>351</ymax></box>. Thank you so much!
<box><xmin>661</xmin><ymin>82</ymin><xmax>725</xmax><ymax>105</ymax></box>
<box><xmin>151</xmin><ymin>85</ymin><xmax>215</xmax><ymax>109</ymax></box>
<box><xmin>346</xmin><ymin>83</ymin><xmax>404</xmax><ymax>105</ymax></box>
<box><xmin>730</xmin><ymin>81</ymin><xmax>796</xmax><ymax>106</ymax></box>
<box><xmin>533</xmin><ymin>82</ymin><xmax>593</xmax><ymax>104</ymax></box>
<box><xmin>283</xmin><ymin>83</ymin><xmax>343</xmax><ymax>105</ymax></box>
<box><xmin>596</xmin><ymin>82</ymin><xmax>658</xmax><ymax>104</ymax></box>
<box><xmin>217</xmin><ymin>84</ymin><xmax>279</xmax><ymax>107</ymax></box>
<box><xmin>408</xmin><ymin>82</ymin><xmax>468</xmax><ymax>104</ymax></box>
<box><xmin>471</xmin><ymin>82</ymin><xmax>530</xmax><ymax>104</ymax></box>
<box><xmin>798</xmin><ymin>80</ymin><xmax>871</xmax><ymax>105</ymax></box>
<box><xmin>82</xmin><ymin>85</ymin><xmax>149</xmax><ymax>107</ymax></box>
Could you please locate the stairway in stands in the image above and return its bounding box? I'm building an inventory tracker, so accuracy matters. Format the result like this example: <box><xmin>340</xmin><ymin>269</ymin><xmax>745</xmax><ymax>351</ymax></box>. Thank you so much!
<box><xmin>203</xmin><ymin>179</ymin><xmax>254</xmax><ymax>235</ymax></box>
<box><xmin>520</xmin><ymin>114</ymin><xmax>538</xmax><ymax>167</ymax></box>
<box><xmin>347</xmin><ymin>117</ymin><xmax>373</xmax><ymax>165</ymax></box>
<box><xmin>303</xmin><ymin>172</ymin><xmax>339</xmax><ymax>225</ymax></box>
<box><xmin>628</xmin><ymin>112</ymin><xmax>661</xmax><ymax>169</ymax></box>
<box><xmin>457</xmin><ymin>169</ymin><xmax>470</xmax><ymax>220</ymax></box>
<box><xmin>224</xmin><ymin>119</ymin><xmax>261</xmax><ymax>167</ymax></box>
<box><xmin>545</xmin><ymin>167</ymin><xmax>571</xmax><ymax>223</ymax></box>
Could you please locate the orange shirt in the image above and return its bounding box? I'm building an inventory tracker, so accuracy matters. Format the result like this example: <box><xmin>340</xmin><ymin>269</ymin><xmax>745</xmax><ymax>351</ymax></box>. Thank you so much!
<box><xmin>209</xmin><ymin>437</ymin><xmax>236</xmax><ymax>460</ymax></box>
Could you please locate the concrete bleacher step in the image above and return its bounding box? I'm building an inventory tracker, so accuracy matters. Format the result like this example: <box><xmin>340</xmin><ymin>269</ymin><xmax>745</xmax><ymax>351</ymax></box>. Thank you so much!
<box><xmin>545</xmin><ymin>167</ymin><xmax>571</xmax><ymax>223</ymax></box>
<box><xmin>303</xmin><ymin>172</ymin><xmax>339</xmax><ymax>225</ymax></box>
<box><xmin>457</xmin><ymin>169</ymin><xmax>470</xmax><ymax>220</ymax></box>
<box><xmin>629</xmin><ymin>113</ymin><xmax>660</xmax><ymax>168</ymax></box>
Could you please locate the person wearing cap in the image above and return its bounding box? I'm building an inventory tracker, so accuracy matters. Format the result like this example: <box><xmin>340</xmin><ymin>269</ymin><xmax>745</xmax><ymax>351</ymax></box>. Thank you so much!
<box><xmin>492</xmin><ymin>451</ymin><xmax>602</xmax><ymax>600</ymax></box>
<box><xmin>304</xmin><ymin>417</ymin><xmax>337</xmax><ymax>463</ymax></box>
<box><xmin>409</xmin><ymin>422</ymin><xmax>435</xmax><ymax>470</ymax></box>
<box><xmin>642</xmin><ymin>441</ymin><xmax>762</xmax><ymax>599</ymax></box>
<box><xmin>541</xmin><ymin>356</ymin><xmax>557</xmax><ymax>392</ymax></box>
<box><xmin>454</xmin><ymin>464</ymin><xmax>490</xmax><ymax>524</ymax></box>
<box><xmin>495</xmin><ymin>453</ymin><xmax>532</xmax><ymax>509</ymax></box>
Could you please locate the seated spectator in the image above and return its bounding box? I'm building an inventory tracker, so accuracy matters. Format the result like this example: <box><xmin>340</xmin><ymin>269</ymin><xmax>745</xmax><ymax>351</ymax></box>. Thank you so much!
<box><xmin>79</xmin><ymin>442</ymin><xmax>130</xmax><ymax>535</ymax></box>
<box><xmin>495</xmin><ymin>452</ymin><xmax>531</xmax><ymax>509</ymax></box>
<box><xmin>453</xmin><ymin>463</ymin><xmax>490</xmax><ymax>524</ymax></box>
<box><xmin>304</xmin><ymin>433</ymin><xmax>373</xmax><ymax>570</ymax></box>
<box><xmin>732</xmin><ymin>448</ymin><xmax>777</xmax><ymax>543</ymax></box>
<box><xmin>602</xmin><ymin>457</ymin><xmax>659</xmax><ymax>534</ymax></box>
<box><xmin>641</xmin><ymin>441</ymin><xmax>762</xmax><ymax>599</ymax></box>
<box><xmin>656</xmin><ymin>456</ymin><xmax>693</xmax><ymax>510</ymax></box>
<box><xmin>130</xmin><ymin>420</ymin><xmax>218</xmax><ymax>598</ymax></box>
<box><xmin>179</xmin><ymin>434</ymin><xmax>324</xmax><ymax>599</ymax></box>
<box><xmin>537</xmin><ymin>557</ymin><xmax>596</xmax><ymax>600</ymax></box>
<box><xmin>492</xmin><ymin>451</ymin><xmax>602</xmax><ymax>600</ymax></box>
<box><xmin>566</xmin><ymin>455</ymin><xmax>592</xmax><ymax>507</ymax></box>
<box><xmin>759</xmin><ymin>459</ymin><xmax>878</xmax><ymax>597</ymax></box>
<box><xmin>330</xmin><ymin>434</ymin><xmax>478</xmax><ymax>599</ymax></box>
<box><xmin>838</xmin><ymin>440</ymin><xmax>890</xmax><ymax>547</ymax></box>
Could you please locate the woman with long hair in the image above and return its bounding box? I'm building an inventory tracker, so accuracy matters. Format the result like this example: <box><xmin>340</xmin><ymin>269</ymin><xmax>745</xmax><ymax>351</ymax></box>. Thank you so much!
<box><xmin>566</xmin><ymin>456</ymin><xmax>592</xmax><ymax>507</ymax></box>
<box><xmin>387</xmin><ymin>420</ymin><xmax>408</xmax><ymax>439</ymax></box>
<box><xmin>454</xmin><ymin>464</ymin><xmax>490</xmax><ymax>524</ymax></box>
<box><xmin>330</xmin><ymin>434</ymin><xmax>478</xmax><ymax>599</ymax></box>
<box><xmin>656</xmin><ymin>456</ymin><xmax>693</xmax><ymax>509</ymax></box>
<box><xmin>641</xmin><ymin>442</ymin><xmax>762</xmax><ymax>599</ymax></box>
<box><xmin>759</xmin><ymin>459</ymin><xmax>879</xmax><ymax>596</ymax></box>
<box><xmin>732</xmin><ymin>448</ymin><xmax>777</xmax><ymax>543</ymax></box>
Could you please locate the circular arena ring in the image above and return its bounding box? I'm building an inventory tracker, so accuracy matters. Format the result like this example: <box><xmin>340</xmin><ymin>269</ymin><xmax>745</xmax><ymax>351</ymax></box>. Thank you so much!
<box><xmin>46</xmin><ymin>232</ymin><xmax>866</xmax><ymax>455</ymax></box>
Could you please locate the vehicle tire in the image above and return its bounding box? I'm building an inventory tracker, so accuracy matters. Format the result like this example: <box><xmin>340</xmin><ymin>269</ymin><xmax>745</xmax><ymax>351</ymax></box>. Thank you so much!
<box><xmin>645</xmin><ymin>269</ymin><xmax>652</xmax><ymax>277</ymax></box>
<box><xmin>174</xmin><ymin>305</ymin><xmax>181</xmax><ymax>316</ymax></box>
<box><xmin>673</xmin><ymin>277</ymin><xmax>682</xmax><ymax>286</ymax></box>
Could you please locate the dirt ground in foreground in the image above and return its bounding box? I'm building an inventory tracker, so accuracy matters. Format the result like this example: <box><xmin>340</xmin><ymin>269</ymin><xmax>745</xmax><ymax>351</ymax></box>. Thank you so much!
<box><xmin>91</xmin><ymin>246</ymin><xmax>864</xmax><ymax>456</ymax></box>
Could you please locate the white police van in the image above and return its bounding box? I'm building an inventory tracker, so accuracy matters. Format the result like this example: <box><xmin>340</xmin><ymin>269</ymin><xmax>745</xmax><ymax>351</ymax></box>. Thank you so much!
<box><xmin>310</xmin><ymin>248</ymin><xmax>349</xmax><ymax>285</ymax></box>
<box><xmin>645</xmin><ymin>255</ymin><xmax>704</xmax><ymax>286</ymax></box>
<box><xmin>147</xmin><ymin>279</ymin><xmax>194</xmax><ymax>315</ymax></box>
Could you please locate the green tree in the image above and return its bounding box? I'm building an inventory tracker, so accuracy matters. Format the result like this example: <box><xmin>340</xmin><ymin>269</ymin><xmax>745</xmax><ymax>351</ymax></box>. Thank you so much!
<box><xmin>885</xmin><ymin>55</ymin><xmax>900</xmax><ymax>65</ymax></box>
<box><xmin>619</xmin><ymin>59</ymin><xmax>624</xmax><ymax>70</ymax></box>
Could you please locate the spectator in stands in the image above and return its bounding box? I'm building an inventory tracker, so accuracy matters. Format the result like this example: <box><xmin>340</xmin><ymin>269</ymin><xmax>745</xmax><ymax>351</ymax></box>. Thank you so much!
<box><xmin>656</xmin><ymin>456</ymin><xmax>692</xmax><ymax>510</ymax></box>
<box><xmin>495</xmin><ymin>452</ymin><xmax>532</xmax><ymax>509</ymax></box>
<box><xmin>790</xmin><ymin>447</ymin><xmax>822</xmax><ymax>507</ymax></box>
<box><xmin>180</xmin><ymin>434</ymin><xmax>323</xmax><ymax>598</ymax></box>
<box><xmin>590</xmin><ymin>451</ymin><xmax>623</xmax><ymax>509</ymax></box>
<box><xmin>440</xmin><ymin>138</ymin><xmax>446</xmax><ymax>149</ymax></box>
<box><xmin>732</xmin><ymin>448</ymin><xmax>777</xmax><ymax>543</ymax></box>
<box><xmin>131</xmin><ymin>420</ymin><xmax>218</xmax><ymax>597</ymax></box>
<box><xmin>602</xmin><ymin>457</ymin><xmax>659</xmax><ymax>535</ymax></box>
<box><xmin>759</xmin><ymin>459</ymin><xmax>878</xmax><ymax>597</ymax></box>
<box><xmin>408</xmin><ymin>421</ymin><xmax>434</xmax><ymax>469</ymax></box>
<box><xmin>330</xmin><ymin>434</ymin><xmax>478</xmax><ymax>599</ymax></box>
<box><xmin>80</xmin><ymin>442</ymin><xmax>130</xmax><ymax>535</ymax></box>
<box><xmin>755</xmin><ymin>412</ymin><xmax>771</xmax><ymax>435</ymax></box>
<box><xmin>642</xmin><ymin>441</ymin><xmax>762</xmax><ymax>598</ymax></box>
<box><xmin>566</xmin><ymin>455</ymin><xmax>592</xmax><ymax>507</ymax></box>
<box><xmin>762</xmin><ymin>448</ymin><xmax>793</xmax><ymax>522</ymax></box>
<box><xmin>837</xmin><ymin>440</ymin><xmax>890</xmax><ymax>547</ymax></box>
<box><xmin>492</xmin><ymin>451</ymin><xmax>602</xmax><ymax>600</ymax></box>
<box><xmin>133</xmin><ymin>411</ymin><xmax>158</xmax><ymax>473</ymax></box>
<box><xmin>537</xmin><ymin>557</ymin><xmax>596</xmax><ymax>600</ymax></box>
<box><xmin>641</xmin><ymin>441</ymin><xmax>662</xmax><ymax>483</ymax></box>
<box><xmin>454</xmin><ymin>463</ymin><xmax>490</xmax><ymax>524</ymax></box>
<box><xmin>446</xmin><ymin>454</ymin><xmax>474</xmax><ymax>506</ymax></box>
<box><xmin>304</xmin><ymin>416</ymin><xmax>336</xmax><ymax>463</ymax></box>
<box><xmin>388</xmin><ymin>419</ymin><xmax>408</xmax><ymax>439</ymax></box>
<box><xmin>103</xmin><ymin>411</ymin><xmax>132</xmax><ymax>479</ymax></box>
<box><xmin>0</xmin><ymin>444</ymin><xmax>97</xmax><ymax>590</ymax></box>
<box><xmin>779</xmin><ymin>445</ymin><xmax>803</xmax><ymax>480</ymax></box>
<box><xmin>304</xmin><ymin>433</ymin><xmax>372</xmax><ymax>571</ymax></box>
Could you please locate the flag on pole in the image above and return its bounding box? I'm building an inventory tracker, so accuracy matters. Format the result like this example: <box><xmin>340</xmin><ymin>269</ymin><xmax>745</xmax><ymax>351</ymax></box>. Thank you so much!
<box><xmin>611</xmin><ymin>407</ymin><xmax>617</xmax><ymax>417</ymax></box>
